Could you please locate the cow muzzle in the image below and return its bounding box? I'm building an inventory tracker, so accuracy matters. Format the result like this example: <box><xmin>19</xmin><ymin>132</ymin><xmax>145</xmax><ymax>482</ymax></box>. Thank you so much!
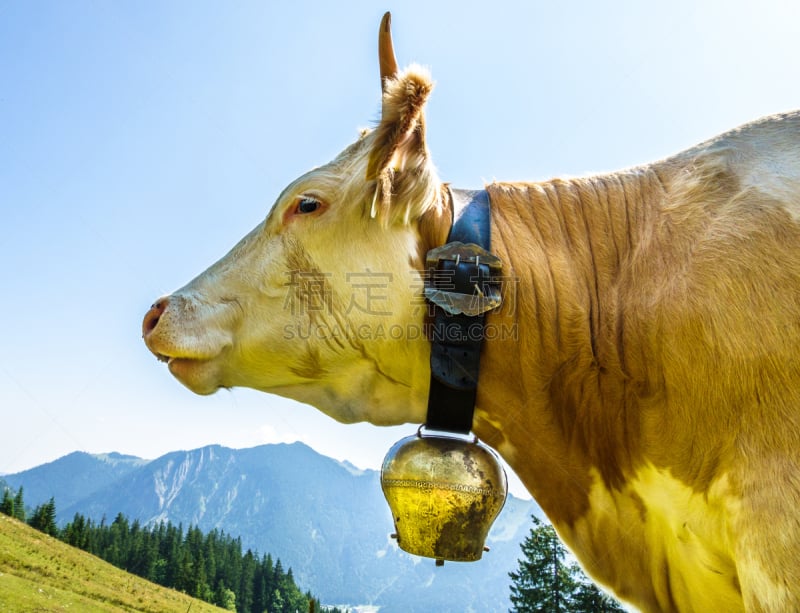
<box><xmin>142</xmin><ymin>294</ymin><xmax>234</xmax><ymax>394</ymax></box>
<box><xmin>142</xmin><ymin>298</ymin><xmax>170</xmax><ymax>360</ymax></box>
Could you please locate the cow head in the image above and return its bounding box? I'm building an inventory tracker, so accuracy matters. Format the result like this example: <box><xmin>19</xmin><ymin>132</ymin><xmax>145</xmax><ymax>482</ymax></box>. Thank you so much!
<box><xmin>142</xmin><ymin>14</ymin><xmax>450</xmax><ymax>426</ymax></box>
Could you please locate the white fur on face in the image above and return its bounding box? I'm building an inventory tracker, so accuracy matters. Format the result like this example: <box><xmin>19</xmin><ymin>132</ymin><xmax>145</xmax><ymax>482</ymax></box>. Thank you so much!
<box><xmin>145</xmin><ymin>125</ymin><xmax>441</xmax><ymax>426</ymax></box>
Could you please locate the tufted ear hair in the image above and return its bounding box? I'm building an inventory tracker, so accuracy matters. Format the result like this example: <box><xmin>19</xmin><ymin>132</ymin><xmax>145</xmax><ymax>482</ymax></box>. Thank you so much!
<box><xmin>365</xmin><ymin>14</ymin><xmax>439</xmax><ymax>225</ymax></box>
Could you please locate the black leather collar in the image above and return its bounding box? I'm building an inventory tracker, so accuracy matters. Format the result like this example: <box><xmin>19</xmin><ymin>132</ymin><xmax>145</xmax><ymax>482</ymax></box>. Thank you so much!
<box><xmin>448</xmin><ymin>189</ymin><xmax>492</xmax><ymax>250</ymax></box>
<box><xmin>424</xmin><ymin>188</ymin><xmax>500</xmax><ymax>434</ymax></box>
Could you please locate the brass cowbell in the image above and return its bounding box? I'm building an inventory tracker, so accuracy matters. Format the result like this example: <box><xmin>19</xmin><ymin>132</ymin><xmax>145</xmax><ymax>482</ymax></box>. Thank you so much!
<box><xmin>381</xmin><ymin>428</ymin><xmax>508</xmax><ymax>564</ymax></box>
<box><xmin>381</xmin><ymin>190</ymin><xmax>507</xmax><ymax>564</ymax></box>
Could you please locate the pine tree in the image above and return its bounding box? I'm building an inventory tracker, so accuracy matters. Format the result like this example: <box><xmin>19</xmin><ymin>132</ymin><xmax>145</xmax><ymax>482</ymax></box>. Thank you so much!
<box><xmin>252</xmin><ymin>553</ymin><xmax>273</xmax><ymax>613</ymax></box>
<box><xmin>509</xmin><ymin>515</ymin><xmax>626</xmax><ymax>613</ymax></box>
<box><xmin>1</xmin><ymin>487</ymin><xmax>15</xmax><ymax>516</ymax></box>
<box><xmin>63</xmin><ymin>513</ymin><xmax>89</xmax><ymax>549</ymax></box>
<box><xmin>161</xmin><ymin>522</ymin><xmax>184</xmax><ymax>588</ymax></box>
<box><xmin>217</xmin><ymin>585</ymin><xmax>236</xmax><ymax>611</ymax></box>
<box><xmin>509</xmin><ymin>516</ymin><xmax>577</xmax><ymax>612</ymax></box>
<box><xmin>28</xmin><ymin>497</ymin><xmax>58</xmax><ymax>537</ymax></box>
<box><xmin>13</xmin><ymin>487</ymin><xmax>26</xmax><ymax>522</ymax></box>
<box><xmin>570</xmin><ymin>568</ymin><xmax>626</xmax><ymax>613</ymax></box>
<box><xmin>238</xmin><ymin>549</ymin><xmax>256</xmax><ymax>613</ymax></box>
<box><xmin>270</xmin><ymin>588</ymin><xmax>285</xmax><ymax>613</ymax></box>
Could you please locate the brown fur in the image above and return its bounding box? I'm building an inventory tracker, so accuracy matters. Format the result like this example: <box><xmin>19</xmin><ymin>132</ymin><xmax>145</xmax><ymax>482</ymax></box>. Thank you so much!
<box><xmin>463</xmin><ymin>146</ymin><xmax>800</xmax><ymax>610</ymax></box>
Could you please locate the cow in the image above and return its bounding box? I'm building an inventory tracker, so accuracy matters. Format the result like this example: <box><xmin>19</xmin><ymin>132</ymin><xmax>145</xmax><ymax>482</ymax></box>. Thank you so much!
<box><xmin>142</xmin><ymin>13</ymin><xmax>800</xmax><ymax>612</ymax></box>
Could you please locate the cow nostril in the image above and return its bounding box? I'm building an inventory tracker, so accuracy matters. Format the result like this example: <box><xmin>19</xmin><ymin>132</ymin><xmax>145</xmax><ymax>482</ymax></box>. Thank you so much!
<box><xmin>142</xmin><ymin>298</ymin><xmax>169</xmax><ymax>337</ymax></box>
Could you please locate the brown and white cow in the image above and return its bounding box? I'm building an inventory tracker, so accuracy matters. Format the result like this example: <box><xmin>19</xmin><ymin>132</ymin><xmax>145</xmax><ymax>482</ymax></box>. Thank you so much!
<box><xmin>142</xmin><ymin>13</ymin><xmax>800</xmax><ymax>612</ymax></box>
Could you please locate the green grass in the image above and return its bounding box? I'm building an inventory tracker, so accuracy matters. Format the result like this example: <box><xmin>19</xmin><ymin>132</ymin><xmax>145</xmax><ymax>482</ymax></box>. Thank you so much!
<box><xmin>0</xmin><ymin>514</ymin><xmax>225</xmax><ymax>612</ymax></box>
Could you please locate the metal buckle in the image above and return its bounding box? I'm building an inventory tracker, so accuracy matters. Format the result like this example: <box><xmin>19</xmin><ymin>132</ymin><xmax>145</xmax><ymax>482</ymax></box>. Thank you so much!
<box><xmin>424</xmin><ymin>242</ymin><xmax>503</xmax><ymax>316</ymax></box>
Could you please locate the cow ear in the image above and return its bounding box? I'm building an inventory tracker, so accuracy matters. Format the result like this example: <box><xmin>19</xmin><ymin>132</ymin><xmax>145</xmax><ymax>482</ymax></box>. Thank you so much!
<box><xmin>366</xmin><ymin>15</ymin><xmax>438</xmax><ymax>225</ymax></box>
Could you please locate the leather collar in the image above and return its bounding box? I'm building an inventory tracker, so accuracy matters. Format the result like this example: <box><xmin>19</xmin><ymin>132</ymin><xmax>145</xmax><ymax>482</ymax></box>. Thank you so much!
<box><xmin>424</xmin><ymin>188</ymin><xmax>500</xmax><ymax>434</ymax></box>
<box><xmin>448</xmin><ymin>188</ymin><xmax>492</xmax><ymax>249</ymax></box>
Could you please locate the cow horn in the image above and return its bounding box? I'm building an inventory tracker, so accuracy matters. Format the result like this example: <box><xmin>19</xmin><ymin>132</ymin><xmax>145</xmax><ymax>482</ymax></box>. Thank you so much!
<box><xmin>379</xmin><ymin>12</ymin><xmax>398</xmax><ymax>91</ymax></box>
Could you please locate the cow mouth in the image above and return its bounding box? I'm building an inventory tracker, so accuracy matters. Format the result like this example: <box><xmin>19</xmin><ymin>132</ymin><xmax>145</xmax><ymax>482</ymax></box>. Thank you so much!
<box><xmin>144</xmin><ymin>334</ymin><xmax>229</xmax><ymax>366</ymax></box>
<box><xmin>144</xmin><ymin>341</ymin><xmax>224</xmax><ymax>394</ymax></box>
<box><xmin>149</xmin><ymin>349</ymin><xmax>211</xmax><ymax>367</ymax></box>
<box><xmin>163</xmin><ymin>355</ymin><xmax>223</xmax><ymax>395</ymax></box>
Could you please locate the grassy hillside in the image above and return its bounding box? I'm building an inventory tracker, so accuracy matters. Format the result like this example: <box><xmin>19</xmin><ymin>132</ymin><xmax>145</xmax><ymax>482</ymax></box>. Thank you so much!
<box><xmin>0</xmin><ymin>514</ymin><xmax>224</xmax><ymax>612</ymax></box>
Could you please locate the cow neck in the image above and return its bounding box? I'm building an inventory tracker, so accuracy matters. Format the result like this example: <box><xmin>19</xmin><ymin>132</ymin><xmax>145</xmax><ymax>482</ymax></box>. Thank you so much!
<box><xmin>424</xmin><ymin>188</ymin><xmax>499</xmax><ymax>434</ymax></box>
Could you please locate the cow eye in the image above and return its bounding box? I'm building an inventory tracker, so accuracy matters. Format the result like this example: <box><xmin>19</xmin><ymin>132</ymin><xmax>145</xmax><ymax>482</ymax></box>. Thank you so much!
<box><xmin>296</xmin><ymin>197</ymin><xmax>321</xmax><ymax>214</ymax></box>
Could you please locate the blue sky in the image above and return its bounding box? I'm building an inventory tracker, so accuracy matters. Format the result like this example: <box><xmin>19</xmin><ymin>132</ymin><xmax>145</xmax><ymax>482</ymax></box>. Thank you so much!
<box><xmin>2</xmin><ymin>1</ymin><xmax>799</xmax><ymax>497</ymax></box>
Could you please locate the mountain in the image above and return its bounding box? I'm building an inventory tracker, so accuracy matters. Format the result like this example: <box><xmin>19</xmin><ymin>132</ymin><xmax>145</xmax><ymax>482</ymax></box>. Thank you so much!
<box><xmin>5</xmin><ymin>443</ymin><xmax>541</xmax><ymax>612</ymax></box>
<box><xmin>2</xmin><ymin>451</ymin><xmax>146</xmax><ymax>511</ymax></box>
<box><xmin>0</xmin><ymin>513</ymin><xmax>224</xmax><ymax>612</ymax></box>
